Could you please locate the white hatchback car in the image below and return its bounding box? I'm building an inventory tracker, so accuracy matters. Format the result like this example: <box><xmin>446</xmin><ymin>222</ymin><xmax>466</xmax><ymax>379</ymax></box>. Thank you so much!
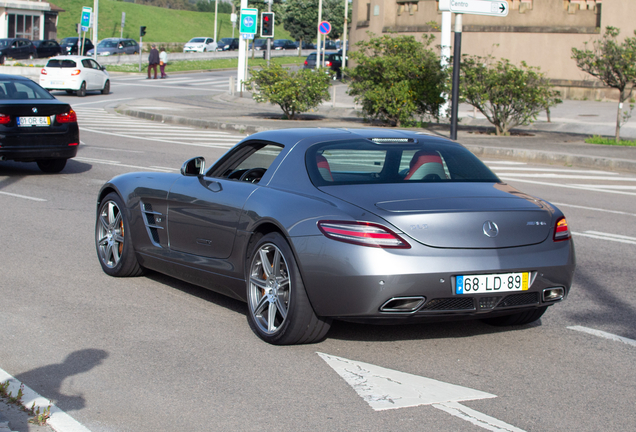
<box><xmin>39</xmin><ymin>56</ymin><xmax>110</xmax><ymax>97</ymax></box>
<box><xmin>183</xmin><ymin>37</ymin><xmax>217</xmax><ymax>53</ymax></box>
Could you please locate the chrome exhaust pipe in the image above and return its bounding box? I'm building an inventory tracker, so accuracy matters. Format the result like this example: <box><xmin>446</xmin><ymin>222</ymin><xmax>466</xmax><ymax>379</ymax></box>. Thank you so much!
<box><xmin>380</xmin><ymin>296</ymin><xmax>426</xmax><ymax>313</ymax></box>
<box><xmin>543</xmin><ymin>287</ymin><xmax>565</xmax><ymax>302</ymax></box>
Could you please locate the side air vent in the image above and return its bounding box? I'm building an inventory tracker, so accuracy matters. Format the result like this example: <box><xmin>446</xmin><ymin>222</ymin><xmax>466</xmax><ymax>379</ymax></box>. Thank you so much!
<box><xmin>141</xmin><ymin>201</ymin><xmax>164</xmax><ymax>247</ymax></box>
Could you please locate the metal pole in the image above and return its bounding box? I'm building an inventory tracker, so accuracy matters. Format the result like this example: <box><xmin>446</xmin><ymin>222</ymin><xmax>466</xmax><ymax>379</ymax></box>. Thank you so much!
<box><xmin>214</xmin><ymin>0</ymin><xmax>218</xmax><ymax>44</ymax></box>
<box><xmin>266</xmin><ymin>0</ymin><xmax>271</xmax><ymax>66</ymax></box>
<box><xmin>316</xmin><ymin>0</ymin><xmax>323</xmax><ymax>69</ymax></box>
<box><xmin>342</xmin><ymin>0</ymin><xmax>348</xmax><ymax>69</ymax></box>
<box><xmin>139</xmin><ymin>36</ymin><xmax>142</xmax><ymax>72</ymax></box>
<box><xmin>237</xmin><ymin>0</ymin><xmax>248</xmax><ymax>92</ymax></box>
<box><xmin>439</xmin><ymin>11</ymin><xmax>451</xmax><ymax>116</ymax></box>
<box><xmin>450</xmin><ymin>14</ymin><xmax>462</xmax><ymax>141</ymax></box>
<box><xmin>93</xmin><ymin>0</ymin><xmax>98</xmax><ymax>61</ymax></box>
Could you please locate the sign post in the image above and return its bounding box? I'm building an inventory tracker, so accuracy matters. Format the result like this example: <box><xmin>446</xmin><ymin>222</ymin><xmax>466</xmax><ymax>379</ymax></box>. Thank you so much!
<box><xmin>438</xmin><ymin>0</ymin><xmax>508</xmax><ymax>140</ymax></box>
<box><xmin>121</xmin><ymin>12</ymin><xmax>126</xmax><ymax>39</ymax></box>
<box><xmin>80</xmin><ymin>6</ymin><xmax>92</xmax><ymax>57</ymax></box>
<box><xmin>318</xmin><ymin>21</ymin><xmax>331</xmax><ymax>69</ymax></box>
<box><xmin>237</xmin><ymin>7</ymin><xmax>257</xmax><ymax>93</ymax></box>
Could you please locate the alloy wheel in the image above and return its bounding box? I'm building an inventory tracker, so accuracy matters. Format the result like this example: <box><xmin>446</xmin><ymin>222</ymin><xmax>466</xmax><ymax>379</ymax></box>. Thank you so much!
<box><xmin>97</xmin><ymin>200</ymin><xmax>125</xmax><ymax>268</ymax></box>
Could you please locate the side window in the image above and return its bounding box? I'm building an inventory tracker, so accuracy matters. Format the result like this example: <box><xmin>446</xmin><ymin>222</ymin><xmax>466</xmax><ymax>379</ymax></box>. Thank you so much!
<box><xmin>90</xmin><ymin>60</ymin><xmax>100</xmax><ymax>69</ymax></box>
<box><xmin>81</xmin><ymin>59</ymin><xmax>92</xmax><ymax>68</ymax></box>
<box><xmin>209</xmin><ymin>143</ymin><xmax>284</xmax><ymax>184</ymax></box>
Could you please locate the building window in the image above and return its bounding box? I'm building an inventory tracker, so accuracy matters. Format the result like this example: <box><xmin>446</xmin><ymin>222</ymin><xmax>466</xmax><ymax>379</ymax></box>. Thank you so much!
<box><xmin>366</xmin><ymin>3</ymin><xmax>371</xmax><ymax>21</ymax></box>
<box><xmin>7</xmin><ymin>14</ymin><xmax>40</xmax><ymax>40</ymax></box>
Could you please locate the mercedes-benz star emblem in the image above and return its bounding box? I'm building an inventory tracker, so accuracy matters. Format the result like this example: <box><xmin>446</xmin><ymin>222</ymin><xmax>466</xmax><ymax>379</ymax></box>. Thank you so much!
<box><xmin>483</xmin><ymin>221</ymin><xmax>499</xmax><ymax>238</ymax></box>
<box><xmin>32</xmin><ymin>107</ymin><xmax>38</xmax><ymax>113</ymax></box>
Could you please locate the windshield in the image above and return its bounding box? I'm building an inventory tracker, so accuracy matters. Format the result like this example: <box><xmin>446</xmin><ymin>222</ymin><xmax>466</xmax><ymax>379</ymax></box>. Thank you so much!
<box><xmin>98</xmin><ymin>40</ymin><xmax>118</xmax><ymax>48</ymax></box>
<box><xmin>0</xmin><ymin>79</ymin><xmax>54</xmax><ymax>100</ymax></box>
<box><xmin>306</xmin><ymin>139</ymin><xmax>500</xmax><ymax>186</ymax></box>
<box><xmin>46</xmin><ymin>59</ymin><xmax>77</xmax><ymax>68</ymax></box>
<box><xmin>189</xmin><ymin>38</ymin><xmax>206</xmax><ymax>43</ymax></box>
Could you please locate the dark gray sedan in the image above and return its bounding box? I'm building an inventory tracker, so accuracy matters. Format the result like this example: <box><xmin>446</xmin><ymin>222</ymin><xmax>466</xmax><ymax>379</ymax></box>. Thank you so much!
<box><xmin>95</xmin><ymin>129</ymin><xmax>575</xmax><ymax>344</ymax></box>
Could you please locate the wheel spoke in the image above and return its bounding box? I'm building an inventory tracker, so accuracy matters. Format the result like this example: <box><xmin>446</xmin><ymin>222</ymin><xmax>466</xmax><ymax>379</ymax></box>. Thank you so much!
<box><xmin>253</xmin><ymin>294</ymin><xmax>269</xmax><ymax>316</ymax></box>
<box><xmin>272</xmin><ymin>249</ymin><xmax>281</xmax><ymax>274</ymax></box>
<box><xmin>107</xmin><ymin>202</ymin><xmax>116</xmax><ymax>225</ymax></box>
<box><xmin>275</xmin><ymin>296</ymin><xmax>288</xmax><ymax>320</ymax></box>
<box><xmin>114</xmin><ymin>233</ymin><xmax>125</xmax><ymax>244</ymax></box>
<box><xmin>99</xmin><ymin>215</ymin><xmax>110</xmax><ymax>231</ymax></box>
<box><xmin>267</xmin><ymin>301</ymin><xmax>278</xmax><ymax>332</ymax></box>
<box><xmin>97</xmin><ymin>236</ymin><xmax>109</xmax><ymax>247</ymax></box>
<box><xmin>259</xmin><ymin>248</ymin><xmax>273</xmax><ymax>278</ymax></box>
<box><xmin>250</xmin><ymin>276</ymin><xmax>267</xmax><ymax>290</ymax></box>
<box><xmin>111</xmin><ymin>242</ymin><xmax>120</xmax><ymax>264</ymax></box>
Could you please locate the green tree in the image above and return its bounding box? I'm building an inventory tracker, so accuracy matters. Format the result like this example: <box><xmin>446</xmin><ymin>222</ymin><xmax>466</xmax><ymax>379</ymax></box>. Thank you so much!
<box><xmin>460</xmin><ymin>55</ymin><xmax>561</xmax><ymax>136</ymax></box>
<box><xmin>284</xmin><ymin>0</ymin><xmax>318</xmax><ymax>51</ymax></box>
<box><xmin>322</xmin><ymin>0</ymin><xmax>351</xmax><ymax>41</ymax></box>
<box><xmin>572</xmin><ymin>26</ymin><xmax>636</xmax><ymax>143</ymax></box>
<box><xmin>247</xmin><ymin>64</ymin><xmax>331</xmax><ymax>119</ymax></box>
<box><xmin>347</xmin><ymin>33</ymin><xmax>446</xmax><ymax>127</ymax></box>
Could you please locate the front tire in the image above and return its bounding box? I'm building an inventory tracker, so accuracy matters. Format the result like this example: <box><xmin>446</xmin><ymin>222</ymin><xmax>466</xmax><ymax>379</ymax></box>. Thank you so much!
<box><xmin>37</xmin><ymin>158</ymin><xmax>67</xmax><ymax>173</ymax></box>
<box><xmin>246</xmin><ymin>232</ymin><xmax>331</xmax><ymax>345</ymax></box>
<box><xmin>95</xmin><ymin>192</ymin><xmax>144</xmax><ymax>277</ymax></box>
<box><xmin>102</xmin><ymin>80</ymin><xmax>110</xmax><ymax>95</ymax></box>
<box><xmin>481</xmin><ymin>306</ymin><xmax>548</xmax><ymax>327</ymax></box>
<box><xmin>77</xmin><ymin>81</ymin><xmax>86</xmax><ymax>97</ymax></box>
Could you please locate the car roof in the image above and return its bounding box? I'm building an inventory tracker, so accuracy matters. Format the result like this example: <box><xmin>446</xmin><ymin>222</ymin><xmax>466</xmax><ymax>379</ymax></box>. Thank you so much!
<box><xmin>46</xmin><ymin>55</ymin><xmax>97</xmax><ymax>61</ymax></box>
<box><xmin>0</xmin><ymin>73</ymin><xmax>32</xmax><ymax>81</ymax></box>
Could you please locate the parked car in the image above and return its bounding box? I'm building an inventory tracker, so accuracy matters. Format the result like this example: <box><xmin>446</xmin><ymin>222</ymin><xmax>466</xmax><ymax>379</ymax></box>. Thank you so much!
<box><xmin>183</xmin><ymin>37</ymin><xmax>217</xmax><ymax>53</ymax></box>
<box><xmin>0</xmin><ymin>38</ymin><xmax>37</xmax><ymax>64</ymax></box>
<box><xmin>32</xmin><ymin>40</ymin><xmax>62</xmax><ymax>59</ymax></box>
<box><xmin>94</xmin><ymin>128</ymin><xmax>575</xmax><ymax>345</ymax></box>
<box><xmin>40</xmin><ymin>56</ymin><xmax>110</xmax><ymax>97</ymax></box>
<box><xmin>0</xmin><ymin>73</ymin><xmax>79</xmax><ymax>173</ymax></box>
<box><xmin>60</xmin><ymin>37</ymin><xmax>94</xmax><ymax>56</ymax></box>
<box><xmin>216</xmin><ymin>38</ymin><xmax>239</xmax><ymax>51</ymax></box>
<box><xmin>272</xmin><ymin>39</ymin><xmax>297</xmax><ymax>50</ymax></box>
<box><xmin>88</xmin><ymin>38</ymin><xmax>139</xmax><ymax>56</ymax></box>
<box><xmin>298</xmin><ymin>41</ymin><xmax>315</xmax><ymax>50</ymax></box>
<box><xmin>250</xmin><ymin>39</ymin><xmax>267</xmax><ymax>50</ymax></box>
<box><xmin>317</xmin><ymin>40</ymin><xmax>337</xmax><ymax>50</ymax></box>
<box><xmin>303</xmin><ymin>51</ymin><xmax>343</xmax><ymax>79</ymax></box>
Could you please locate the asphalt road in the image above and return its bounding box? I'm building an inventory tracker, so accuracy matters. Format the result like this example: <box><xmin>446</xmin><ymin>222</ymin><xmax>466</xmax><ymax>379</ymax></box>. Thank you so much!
<box><xmin>1</xmin><ymin>71</ymin><xmax>635</xmax><ymax>431</ymax></box>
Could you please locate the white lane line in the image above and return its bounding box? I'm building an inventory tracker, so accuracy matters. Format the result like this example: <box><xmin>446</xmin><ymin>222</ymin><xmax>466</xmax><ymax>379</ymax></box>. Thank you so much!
<box><xmin>319</xmin><ymin>353</ymin><xmax>524</xmax><ymax>431</ymax></box>
<box><xmin>484</xmin><ymin>161</ymin><xmax>527</xmax><ymax>165</ymax></box>
<box><xmin>498</xmin><ymin>177</ymin><xmax>636</xmax><ymax>197</ymax></box>
<box><xmin>74</xmin><ymin>156</ymin><xmax>174</xmax><ymax>172</ymax></box>
<box><xmin>113</xmin><ymin>82</ymin><xmax>222</xmax><ymax>91</ymax></box>
<box><xmin>69</xmin><ymin>97</ymin><xmax>133</xmax><ymax>106</ymax></box>
<box><xmin>433</xmin><ymin>402</ymin><xmax>525</xmax><ymax>432</ymax></box>
<box><xmin>568</xmin><ymin>326</ymin><xmax>636</xmax><ymax>348</ymax></box>
<box><xmin>0</xmin><ymin>191</ymin><xmax>47</xmax><ymax>202</ymax></box>
<box><xmin>79</xmin><ymin>127</ymin><xmax>239</xmax><ymax>148</ymax></box>
<box><xmin>0</xmin><ymin>368</ymin><xmax>91</xmax><ymax>432</ymax></box>
<box><xmin>143</xmin><ymin>136</ymin><xmax>241</xmax><ymax>141</ymax></box>
<box><xmin>149</xmin><ymin>166</ymin><xmax>179</xmax><ymax>171</ymax></box>
<box><xmin>87</xmin><ymin>146</ymin><xmax>144</xmax><ymax>153</ymax></box>
<box><xmin>572</xmin><ymin>231</ymin><xmax>636</xmax><ymax>245</ymax></box>
<box><xmin>499</xmin><ymin>173</ymin><xmax>636</xmax><ymax>181</ymax></box>
<box><xmin>491</xmin><ymin>167</ymin><xmax>620</xmax><ymax>175</ymax></box>
<box><xmin>571</xmin><ymin>184</ymin><xmax>636</xmax><ymax>190</ymax></box>
<box><xmin>551</xmin><ymin>202</ymin><xmax>636</xmax><ymax>217</ymax></box>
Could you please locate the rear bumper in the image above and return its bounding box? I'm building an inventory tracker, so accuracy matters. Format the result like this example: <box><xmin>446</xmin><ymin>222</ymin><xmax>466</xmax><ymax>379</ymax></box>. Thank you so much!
<box><xmin>0</xmin><ymin>125</ymin><xmax>80</xmax><ymax>162</ymax></box>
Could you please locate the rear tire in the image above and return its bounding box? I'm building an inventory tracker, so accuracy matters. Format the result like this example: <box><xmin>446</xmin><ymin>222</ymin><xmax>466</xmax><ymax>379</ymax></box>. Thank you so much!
<box><xmin>65</xmin><ymin>90</ymin><xmax>73</xmax><ymax>95</ymax></box>
<box><xmin>246</xmin><ymin>232</ymin><xmax>331</xmax><ymax>345</ymax></box>
<box><xmin>95</xmin><ymin>192</ymin><xmax>144</xmax><ymax>277</ymax></box>
<box><xmin>36</xmin><ymin>158</ymin><xmax>67</xmax><ymax>173</ymax></box>
<box><xmin>481</xmin><ymin>306</ymin><xmax>548</xmax><ymax>327</ymax></box>
<box><xmin>77</xmin><ymin>81</ymin><xmax>86</xmax><ymax>97</ymax></box>
<box><xmin>102</xmin><ymin>80</ymin><xmax>110</xmax><ymax>95</ymax></box>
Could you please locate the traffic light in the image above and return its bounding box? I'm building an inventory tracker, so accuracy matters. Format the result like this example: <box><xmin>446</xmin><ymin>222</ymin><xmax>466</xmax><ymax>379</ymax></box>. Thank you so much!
<box><xmin>261</xmin><ymin>12</ymin><xmax>274</xmax><ymax>38</ymax></box>
<box><xmin>140</xmin><ymin>26</ymin><xmax>147</xmax><ymax>37</ymax></box>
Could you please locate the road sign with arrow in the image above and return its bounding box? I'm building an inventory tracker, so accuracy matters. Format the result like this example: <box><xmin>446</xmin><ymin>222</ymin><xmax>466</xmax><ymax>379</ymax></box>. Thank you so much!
<box><xmin>439</xmin><ymin>0</ymin><xmax>509</xmax><ymax>17</ymax></box>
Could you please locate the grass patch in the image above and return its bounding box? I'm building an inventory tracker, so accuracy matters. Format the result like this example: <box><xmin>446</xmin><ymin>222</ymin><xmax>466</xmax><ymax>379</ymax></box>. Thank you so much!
<box><xmin>585</xmin><ymin>135</ymin><xmax>636</xmax><ymax>146</ymax></box>
<box><xmin>106</xmin><ymin>56</ymin><xmax>306</xmax><ymax>73</ymax></box>
<box><xmin>53</xmin><ymin>0</ymin><xmax>291</xmax><ymax>42</ymax></box>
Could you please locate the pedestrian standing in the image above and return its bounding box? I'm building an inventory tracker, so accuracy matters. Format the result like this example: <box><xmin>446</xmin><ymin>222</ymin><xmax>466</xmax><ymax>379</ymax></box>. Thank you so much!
<box><xmin>159</xmin><ymin>47</ymin><xmax>168</xmax><ymax>79</ymax></box>
<box><xmin>147</xmin><ymin>44</ymin><xmax>160</xmax><ymax>79</ymax></box>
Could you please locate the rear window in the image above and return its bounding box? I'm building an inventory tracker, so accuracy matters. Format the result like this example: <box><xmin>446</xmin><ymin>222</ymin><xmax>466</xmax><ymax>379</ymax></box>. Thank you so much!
<box><xmin>46</xmin><ymin>59</ymin><xmax>77</xmax><ymax>68</ymax></box>
<box><xmin>0</xmin><ymin>80</ymin><xmax>54</xmax><ymax>100</ymax></box>
<box><xmin>305</xmin><ymin>139</ymin><xmax>500</xmax><ymax>186</ymax></box>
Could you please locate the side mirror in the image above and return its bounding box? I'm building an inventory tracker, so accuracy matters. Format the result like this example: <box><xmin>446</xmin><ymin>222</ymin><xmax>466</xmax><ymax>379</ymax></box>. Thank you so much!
<box><xmin>101</xmin><ymin>65</ymin><xmax>107</xmax><ymax>71</ymax></box>
<box><xmin>181</xmin><ymin>157</ymin><xmax>206</xmax><ymax>176</ymax></box>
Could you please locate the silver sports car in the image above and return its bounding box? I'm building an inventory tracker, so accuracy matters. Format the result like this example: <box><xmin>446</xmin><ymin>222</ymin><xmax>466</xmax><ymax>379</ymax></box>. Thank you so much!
<box><xmin>95</xmin><ymin>128</ymin><xmax>575</xmax><ymax>345</ymax></box>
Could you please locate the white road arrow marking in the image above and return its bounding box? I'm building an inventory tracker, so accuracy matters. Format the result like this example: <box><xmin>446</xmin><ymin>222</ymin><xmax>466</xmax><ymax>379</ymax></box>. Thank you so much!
<box><xmin>318</xmin><ymin>352</ymin><xmax>525</xmax><ymax>432</ymax></box>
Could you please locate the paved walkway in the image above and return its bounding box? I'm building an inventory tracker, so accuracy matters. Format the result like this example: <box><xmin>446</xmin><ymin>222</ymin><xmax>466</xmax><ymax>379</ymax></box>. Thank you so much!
<box><xmin>113</xmin><ymin>79</ymin><xmax>636</xmax><ymax>174</ymax></box>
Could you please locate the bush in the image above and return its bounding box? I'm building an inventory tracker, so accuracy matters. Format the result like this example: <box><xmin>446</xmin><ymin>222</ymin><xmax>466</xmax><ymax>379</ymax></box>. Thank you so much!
<box><xmin>247</xmin><ymin>64</ymin><xmax>331</xmax><ymax>120</ymax></box>
<box><xmin>460</xmin><ymin>55</ymin><xmax>561</xmax><ymax>136</ymax></box>
<box><xmin>347</xmin><ymin>34</ymin><xmax>446</xmax><ymax>127</ymax></box>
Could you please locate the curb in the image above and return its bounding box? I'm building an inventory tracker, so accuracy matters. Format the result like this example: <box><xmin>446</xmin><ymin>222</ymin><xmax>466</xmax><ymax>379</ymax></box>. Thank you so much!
<box><xmin>117</xmin><ymin>108</ymin><xmax>636</xmax><ymax>174</ymax></box>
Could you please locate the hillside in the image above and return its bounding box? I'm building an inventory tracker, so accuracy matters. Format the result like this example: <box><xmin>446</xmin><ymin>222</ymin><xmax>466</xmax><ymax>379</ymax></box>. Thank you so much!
<box><xmin>52</xmin><ymin>0</ymin><xmax>291</xmax><ymax>42</ymax></box>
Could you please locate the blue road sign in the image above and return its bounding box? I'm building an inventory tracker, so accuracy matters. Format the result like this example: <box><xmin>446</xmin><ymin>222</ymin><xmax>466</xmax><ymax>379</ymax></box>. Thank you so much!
<box><xmin>319</xmin><ymin>21</ymin><xmax>331</xmax><ymax>35</ymax></box>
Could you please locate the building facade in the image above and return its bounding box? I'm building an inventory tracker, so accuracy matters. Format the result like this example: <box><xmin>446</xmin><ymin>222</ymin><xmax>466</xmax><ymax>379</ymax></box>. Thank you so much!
<box><xmin>0</xmin><ymin>0</ymin><xmax>61</xmax><ymax>40</ymax></box>
<box><xmin>350</xmin><ymin>0</ymin><xmax>636</xmax><ymax>100</ymax></box>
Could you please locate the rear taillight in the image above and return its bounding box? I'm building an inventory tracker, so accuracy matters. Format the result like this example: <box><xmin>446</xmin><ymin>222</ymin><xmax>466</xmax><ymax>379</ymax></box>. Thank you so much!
<box><xmin>71</xmin><ymin>69</ymin><xmax>81</xmax><ymax>76</ymax></box>
<box><xmin>0</xmin><ymin>114</ymin><xmax>10</xmax><ymax>124</ymax></box>
<box><xmin>553</xmin><ymin>217</ymin><xmax>570</xmax><ymax>241</ymax></box>
<box><xmin>41</xmin><ymin>68</ymin><xmax>47</xmax><ymax>75</ymax></box>
<box><xmin>325</xmin><ymin>61</ymin><xmax>332</xmax><ymax>67</ymax></box>
<box><xmin>57</xmin><ymin>109</ymin><xmax>77</xmax><ymax>124</ymax></box>
<box><xmin>304</xmin><ymin>60</ymin><xmax>308</xmax><ymax>66</ymax></box>
<box><xmin>318</xmin><ymin>221</ymin><xmax>411</xmax><ymax>249</ymax></box>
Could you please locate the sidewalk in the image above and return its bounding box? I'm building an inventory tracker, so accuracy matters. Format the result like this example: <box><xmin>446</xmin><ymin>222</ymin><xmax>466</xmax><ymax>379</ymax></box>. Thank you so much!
<box><xmin>115</xmin><ymin>81</ymin><xmax>636</xmax><ymax>174</ymax></box>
